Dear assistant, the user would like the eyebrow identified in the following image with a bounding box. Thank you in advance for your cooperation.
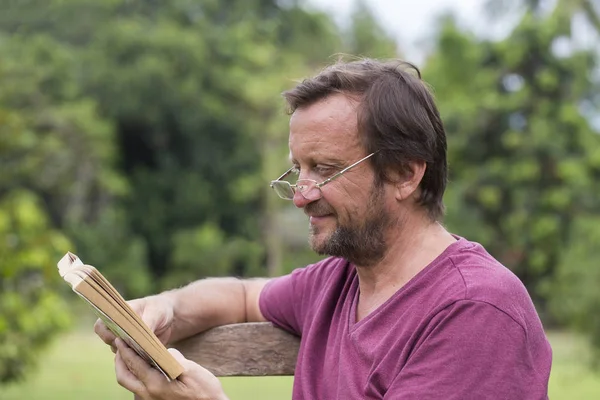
[289,155,346,166]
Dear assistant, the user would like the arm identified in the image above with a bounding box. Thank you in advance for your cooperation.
[96,277,272,400]
[95,277,270,348]
[161,277,270,343]
[385,300,551,400]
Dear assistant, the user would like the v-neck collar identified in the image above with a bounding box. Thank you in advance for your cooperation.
[347,236,465,333]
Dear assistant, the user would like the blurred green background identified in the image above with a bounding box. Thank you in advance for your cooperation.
[1,0,599,398]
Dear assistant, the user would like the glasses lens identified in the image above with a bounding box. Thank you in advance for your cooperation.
[296,180,321,201]
[270,181,295,200]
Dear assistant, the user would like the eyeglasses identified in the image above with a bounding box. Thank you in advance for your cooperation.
[270,152,377,201]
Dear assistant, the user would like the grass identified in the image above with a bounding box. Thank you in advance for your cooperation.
[547,331,600,399]
[0,329,598,399]
[0,330,293,400]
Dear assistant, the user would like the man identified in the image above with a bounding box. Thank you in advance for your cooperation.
[96,59,552,399]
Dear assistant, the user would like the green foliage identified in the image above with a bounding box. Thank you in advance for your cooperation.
[0,0,349,289]
[549,216,600,363]
[66,209,151,298]
[164,223,265,289]
[345,0,398,58]
[425,2,600,357]
[0,31,123,382]
[2,0,599,380]
[0,191,72,383]
[0,0,400,383]
[79,11,269,280]
[424,11,600,308]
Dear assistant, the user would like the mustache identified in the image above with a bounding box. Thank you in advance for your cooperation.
[304,200,335,217]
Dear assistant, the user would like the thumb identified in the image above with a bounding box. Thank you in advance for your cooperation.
[167,349,225,398]
[127,300,158,329]
[167,348,197,370]
[167,348,186,363]
[168,348,215,375]
[141,312,164,332]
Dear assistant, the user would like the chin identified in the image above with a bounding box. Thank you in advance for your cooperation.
[308,230,332,254]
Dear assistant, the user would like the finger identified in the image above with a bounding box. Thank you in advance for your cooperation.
[127,298,173,345]
[126,299,157,329]
[167,348,199,372]
[127,299,148,321]
[115,350,147,396]
[167,349,226,398]
[167,349,209,380]
[94,318,117,345]
[115,338,163,383]
[167,348,187,365]
[127,299,144,311]
[138,307,166,334]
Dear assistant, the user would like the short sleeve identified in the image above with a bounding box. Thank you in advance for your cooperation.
[259,272,303,336]
[259,257,353,337]
[384,300,551,400]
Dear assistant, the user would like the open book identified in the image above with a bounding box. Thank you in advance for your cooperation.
[57,252,184,380]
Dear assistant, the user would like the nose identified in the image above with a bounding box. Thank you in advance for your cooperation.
[292,188,313,208]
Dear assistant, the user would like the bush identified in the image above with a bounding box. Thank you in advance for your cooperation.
[0,191,72,383]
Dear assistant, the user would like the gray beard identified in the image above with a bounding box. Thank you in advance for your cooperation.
[309,186,390,266]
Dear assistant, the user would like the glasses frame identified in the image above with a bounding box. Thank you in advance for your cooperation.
[269,152,377,200]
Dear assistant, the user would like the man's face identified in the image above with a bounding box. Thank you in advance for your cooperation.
[288,94,395,266]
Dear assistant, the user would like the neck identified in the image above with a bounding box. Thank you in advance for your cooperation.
[354,210,456,321]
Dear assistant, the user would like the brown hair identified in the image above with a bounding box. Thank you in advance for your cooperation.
[283,58,448,221]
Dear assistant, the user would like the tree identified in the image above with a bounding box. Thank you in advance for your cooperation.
[346,0,398,58]
[0,45,80,380]
[0,31,143,382]
[0,0,403,382]
[0,190,71,383]
[485,0,600,34]
[424,9,600,314]
[0,0,349,286]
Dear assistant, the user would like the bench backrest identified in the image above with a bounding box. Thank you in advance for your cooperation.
[172,322,300,376]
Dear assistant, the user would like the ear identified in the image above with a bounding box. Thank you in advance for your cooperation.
[395,161,426,202]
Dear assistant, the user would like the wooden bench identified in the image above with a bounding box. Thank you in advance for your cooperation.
[172,322,300,376]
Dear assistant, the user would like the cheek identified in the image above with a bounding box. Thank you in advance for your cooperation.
[326,194,366,222]
[322,177,377,217]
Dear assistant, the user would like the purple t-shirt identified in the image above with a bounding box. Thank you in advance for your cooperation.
[259,237,552,399]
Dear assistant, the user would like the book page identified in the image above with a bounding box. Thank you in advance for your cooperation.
[57,252,184,380]
[75,291,169,378]
[68,268,165,356]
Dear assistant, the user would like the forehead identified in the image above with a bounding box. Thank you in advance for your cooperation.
[289,93,362,159]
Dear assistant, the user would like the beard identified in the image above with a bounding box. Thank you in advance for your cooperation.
[306,184,391,266]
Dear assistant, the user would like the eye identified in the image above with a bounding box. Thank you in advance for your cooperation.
[314,165,335,176]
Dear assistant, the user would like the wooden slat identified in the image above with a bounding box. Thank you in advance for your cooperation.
[172,322,300,377]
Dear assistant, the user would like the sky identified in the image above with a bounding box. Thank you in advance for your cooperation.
[305,0,489,63]
[305,0,599,64]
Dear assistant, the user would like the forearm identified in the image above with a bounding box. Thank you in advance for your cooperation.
[159,277,269,343]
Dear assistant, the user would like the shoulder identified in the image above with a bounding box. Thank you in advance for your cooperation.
[397,298,552,397]
[263,256,353,303]
[446,237,541,329]
[259,257,354,335]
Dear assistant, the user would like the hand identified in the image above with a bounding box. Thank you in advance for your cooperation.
[95,296,175,352]
[114,338,228,400]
